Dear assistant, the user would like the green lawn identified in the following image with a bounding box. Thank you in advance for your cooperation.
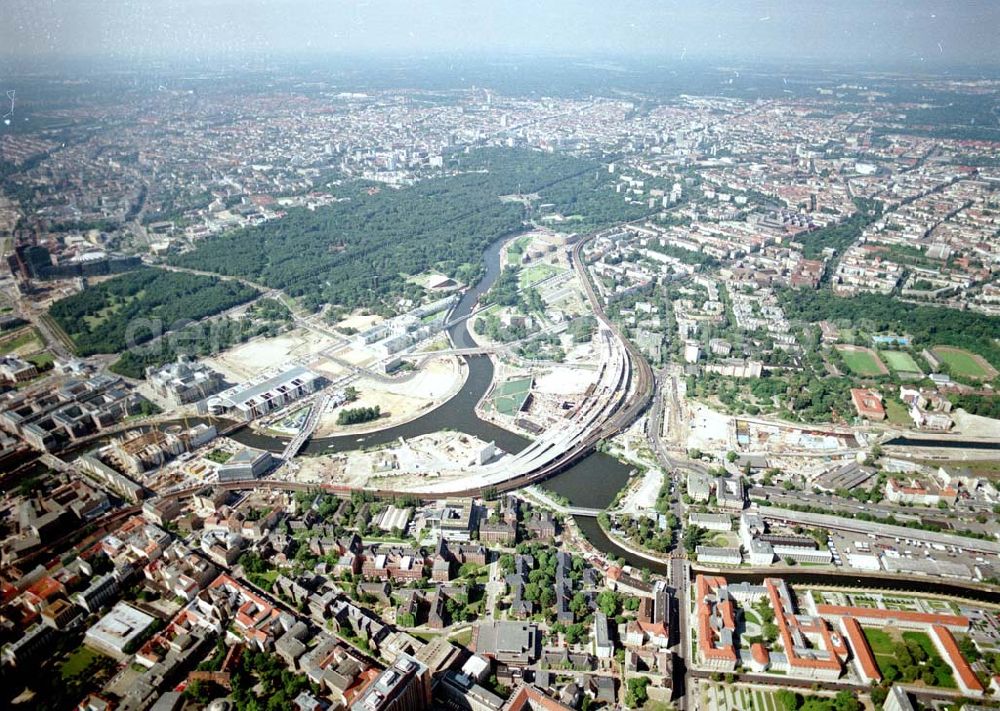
[932,346,994,379]
[248,569,279,590]
[506,235,534,260]
[884,398,912,426]
[488,377,533,416]
[837,346,887,376]
[518,263,561,288]
[61,647,110,680]
[881,350,922,374]
[28,353,55,369]
[205,449,232,464]
[864,628,895,655]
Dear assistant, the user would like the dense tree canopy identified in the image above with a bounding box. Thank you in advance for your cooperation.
[49,267,259,355]
[781,288,1000,370]
[170,148,648,311]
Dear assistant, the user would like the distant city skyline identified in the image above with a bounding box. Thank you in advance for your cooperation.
[3,0,1000,69]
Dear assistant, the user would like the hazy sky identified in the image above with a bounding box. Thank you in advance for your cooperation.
[3,0,999,67]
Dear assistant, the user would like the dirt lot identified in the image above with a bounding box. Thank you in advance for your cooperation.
[203,328,339,381]
[314,355,466,436]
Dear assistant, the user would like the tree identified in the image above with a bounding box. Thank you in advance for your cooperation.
[625,677,650,708]
[498,553,514,574]
[882,662,900,682]
[596,590,620,618]
[774,689,799,711]
[832,690,861,711]
[564,623,585,645]
[682,526,707,554]
[337,405,381,425]
[905,639,927,663]
[185,679,220,704]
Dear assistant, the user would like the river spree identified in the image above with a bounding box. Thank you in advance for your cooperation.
[229,232,636,502]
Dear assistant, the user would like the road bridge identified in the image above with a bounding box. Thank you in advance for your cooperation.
[280,390,332,461]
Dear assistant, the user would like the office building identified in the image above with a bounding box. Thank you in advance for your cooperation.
[351,653,431,711]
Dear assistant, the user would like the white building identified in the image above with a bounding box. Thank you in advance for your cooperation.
[739,512,767,550]
[746,539,775,566]
[688,513,731,532]
[696,546,742,566]
[84,602,156,660]
[883,686,916,711]
[683,340,701,364]
[687,470,713,502]
[593,612,613,660]
[846,553,881,571]
[773,545,832,565]
[147,356,226,406]
[209,366,321,421]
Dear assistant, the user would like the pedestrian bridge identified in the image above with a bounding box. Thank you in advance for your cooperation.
[565,507,603,517]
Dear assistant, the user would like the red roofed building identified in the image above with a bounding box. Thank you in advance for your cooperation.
[815,604,969,633]
[885,478,958,507]
[766,578,843,681]
[22,575,65,613]
[695,575,738,671]
[840,616,882,684]
[930,625,984,698]
[851,388,886,421]
[504,683,575,710]
[749,643,771,672]
[202,574,282,649]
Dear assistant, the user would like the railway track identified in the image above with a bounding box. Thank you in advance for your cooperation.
[150,227,653,503]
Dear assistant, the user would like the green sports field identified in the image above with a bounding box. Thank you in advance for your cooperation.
[880,350,922,375]
[488,377,533,416]
[836,345,888,376]
[932,346,997,380]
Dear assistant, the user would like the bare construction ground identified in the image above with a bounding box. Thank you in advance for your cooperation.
[333,310,384,333]
[313,355,466,436]
[952,409,1000,438]
[293,430,495,489]
[203,327,342,381]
